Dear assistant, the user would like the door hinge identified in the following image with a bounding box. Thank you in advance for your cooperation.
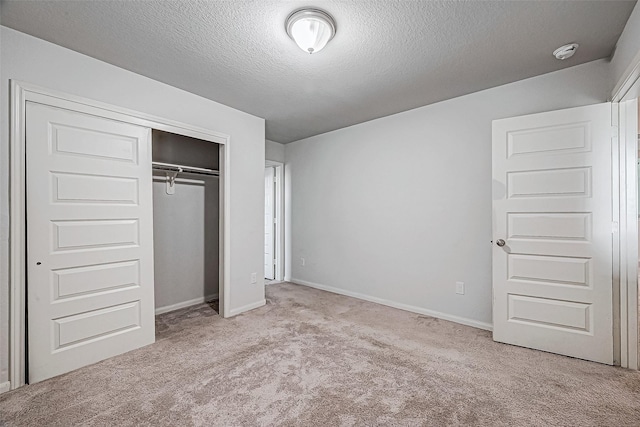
[612,221,619,234]
[612,125,619,139]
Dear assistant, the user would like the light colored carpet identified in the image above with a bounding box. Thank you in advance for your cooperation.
[1,282,639,426]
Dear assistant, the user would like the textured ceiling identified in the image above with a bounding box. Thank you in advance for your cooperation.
[1,1,636,143]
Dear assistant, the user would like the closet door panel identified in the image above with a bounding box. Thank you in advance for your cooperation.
[27,101,155,384]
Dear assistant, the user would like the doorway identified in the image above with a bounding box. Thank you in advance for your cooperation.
[265,166,275,281]
[491,97,640,368]
[265,161,284,283]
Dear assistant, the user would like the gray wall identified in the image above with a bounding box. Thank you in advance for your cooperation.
[152,131,219,311]
[266,139,285,163]
[611,3,640,94]
[285,59,611,328]
[0,26,266,387]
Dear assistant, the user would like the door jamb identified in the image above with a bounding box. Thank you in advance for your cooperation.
[9,80,232,390]
[615,98,639,370]
[265,160,284,282]
[612,50,640,370]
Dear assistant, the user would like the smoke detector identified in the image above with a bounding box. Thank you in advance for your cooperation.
[553,43,579,60]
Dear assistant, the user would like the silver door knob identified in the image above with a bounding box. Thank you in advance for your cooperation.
[496,239,506,247]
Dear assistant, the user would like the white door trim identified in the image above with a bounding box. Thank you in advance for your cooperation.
[265,160,284,282]
[611,45,640,370]
[611,48,640,103]
[9,80,232,390]
[617,99,639,369]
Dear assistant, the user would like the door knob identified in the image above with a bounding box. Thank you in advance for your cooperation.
[496,239,506,247]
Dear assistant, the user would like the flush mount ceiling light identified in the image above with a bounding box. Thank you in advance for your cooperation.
[285,8,336,54]
[553,43,579,60]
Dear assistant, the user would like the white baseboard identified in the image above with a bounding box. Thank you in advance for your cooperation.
[228,299,266,317]
[291,278,493,331]
[0,381,10,394]
[155,293,219,315]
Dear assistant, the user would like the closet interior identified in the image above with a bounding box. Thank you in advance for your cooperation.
[152,130,220,315]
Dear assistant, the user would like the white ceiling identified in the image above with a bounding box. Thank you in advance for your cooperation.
[1,1,636,143]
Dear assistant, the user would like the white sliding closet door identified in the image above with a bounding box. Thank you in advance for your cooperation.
[26,102,155,383]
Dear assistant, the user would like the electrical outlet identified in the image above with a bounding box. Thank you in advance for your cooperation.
[251,273,257,284]
[301,257,306,266]
[455,281,465,295]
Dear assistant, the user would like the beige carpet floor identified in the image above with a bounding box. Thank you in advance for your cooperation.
[1,282,639,426]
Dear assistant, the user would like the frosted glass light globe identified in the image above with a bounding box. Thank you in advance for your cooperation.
[286,9,336,54]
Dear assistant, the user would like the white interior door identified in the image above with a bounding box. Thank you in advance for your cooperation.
[264,167,275,280]
[27,102,155,383]
[492,102,613,364]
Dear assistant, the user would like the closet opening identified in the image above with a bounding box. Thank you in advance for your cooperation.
[11,82,232,388]
[151,130,222,318]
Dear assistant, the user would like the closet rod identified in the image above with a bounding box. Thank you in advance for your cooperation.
[152,161,219,176]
